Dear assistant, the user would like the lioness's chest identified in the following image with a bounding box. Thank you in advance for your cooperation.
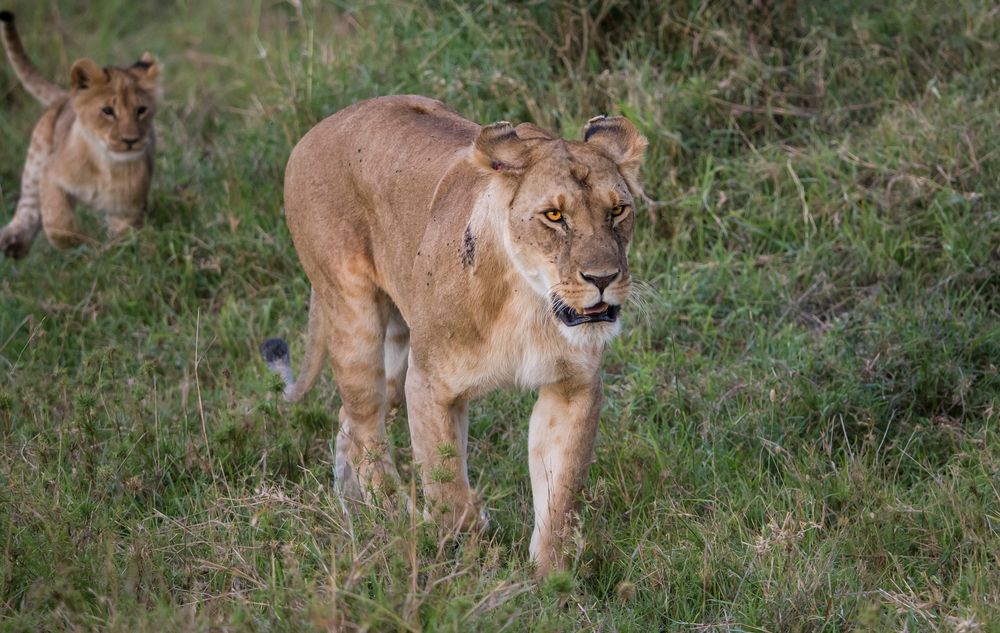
[448,311,598,395]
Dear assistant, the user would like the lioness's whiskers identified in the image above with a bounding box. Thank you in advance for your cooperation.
[625,278,661,330]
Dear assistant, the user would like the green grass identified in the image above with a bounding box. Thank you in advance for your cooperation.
[1,0,999,630]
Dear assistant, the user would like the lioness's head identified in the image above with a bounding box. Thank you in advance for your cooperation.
[69,53,159,160]
[473,116,647,346]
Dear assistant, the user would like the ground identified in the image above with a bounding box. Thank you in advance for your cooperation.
[1,1,998,631]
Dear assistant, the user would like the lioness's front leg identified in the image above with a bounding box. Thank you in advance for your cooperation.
[528,377,602,576]
[405,363,481,531]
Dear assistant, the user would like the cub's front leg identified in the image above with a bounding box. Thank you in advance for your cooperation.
[528,377,602,576]
[39,179,84,249]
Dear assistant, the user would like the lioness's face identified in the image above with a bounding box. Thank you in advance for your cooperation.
[504,142,635,344]
[474,116,647,346]
[70,56,159,160]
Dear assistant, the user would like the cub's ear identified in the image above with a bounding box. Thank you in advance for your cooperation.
[132,52,159,80]
[583,115,648,194]
[472,122,529,175]
[70,58,105,91]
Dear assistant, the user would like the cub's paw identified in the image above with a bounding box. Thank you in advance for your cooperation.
[0,226,33,260]
[107,214,144,240]
[43,228,86,250]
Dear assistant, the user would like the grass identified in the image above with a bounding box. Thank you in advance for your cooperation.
[1,0,998,630]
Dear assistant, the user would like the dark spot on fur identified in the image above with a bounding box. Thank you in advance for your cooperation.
[410,104,429,114]
[132,60,152,70]
[461,226,476,268]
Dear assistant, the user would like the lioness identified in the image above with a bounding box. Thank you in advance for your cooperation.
[262,95,646,574]
[0,10,158,259]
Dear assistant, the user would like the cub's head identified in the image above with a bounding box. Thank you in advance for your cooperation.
[473,116,647,346]
[69,53,159,160]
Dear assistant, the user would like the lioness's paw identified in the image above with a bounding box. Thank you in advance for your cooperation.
[426,496,488,534]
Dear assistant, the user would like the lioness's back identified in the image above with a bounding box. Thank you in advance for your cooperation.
[285,95,477,209]
[283,95,481,295]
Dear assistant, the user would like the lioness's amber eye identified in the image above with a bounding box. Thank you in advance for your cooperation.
[101,106,115,117]
[544,209,563,222]
[611,204,628,217]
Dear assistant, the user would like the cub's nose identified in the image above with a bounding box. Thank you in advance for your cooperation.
[123,137,140,148]
[580,269,620,292]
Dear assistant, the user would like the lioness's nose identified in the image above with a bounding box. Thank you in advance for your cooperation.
[581,269,620,291]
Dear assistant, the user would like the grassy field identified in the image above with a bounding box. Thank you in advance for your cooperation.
[1,0,998,630]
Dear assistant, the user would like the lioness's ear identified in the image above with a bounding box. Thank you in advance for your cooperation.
[583,115,648,195]
[472,122,529,175]
[132,52,159,80]
[514,122,554,141]
[70,58,105,91]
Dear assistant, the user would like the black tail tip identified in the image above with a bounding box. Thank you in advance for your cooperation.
[0,11,14,23]
[260,338,290,364]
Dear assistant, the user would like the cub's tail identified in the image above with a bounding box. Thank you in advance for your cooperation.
[0,11,68,107]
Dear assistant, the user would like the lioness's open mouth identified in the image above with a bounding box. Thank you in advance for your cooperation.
[554,301,621,326]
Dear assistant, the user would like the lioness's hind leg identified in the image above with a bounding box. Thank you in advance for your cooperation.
[384,306,409,411]
[321,283,401,504]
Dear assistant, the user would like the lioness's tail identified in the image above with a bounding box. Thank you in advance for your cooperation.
[260,290,329,402]
[0,11,68,107]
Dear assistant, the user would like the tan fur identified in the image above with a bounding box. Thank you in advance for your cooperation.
[0,11,159,259]
[278,95,646,575]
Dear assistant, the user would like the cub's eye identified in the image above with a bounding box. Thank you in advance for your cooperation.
[101,106,115,117]
[136,106,148,116]
[610,204,629,218]
[544,209,563,223]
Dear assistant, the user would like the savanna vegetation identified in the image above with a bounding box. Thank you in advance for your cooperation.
[1,1,998,630]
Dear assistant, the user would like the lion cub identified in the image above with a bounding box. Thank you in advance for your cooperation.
[0,10,159,259]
